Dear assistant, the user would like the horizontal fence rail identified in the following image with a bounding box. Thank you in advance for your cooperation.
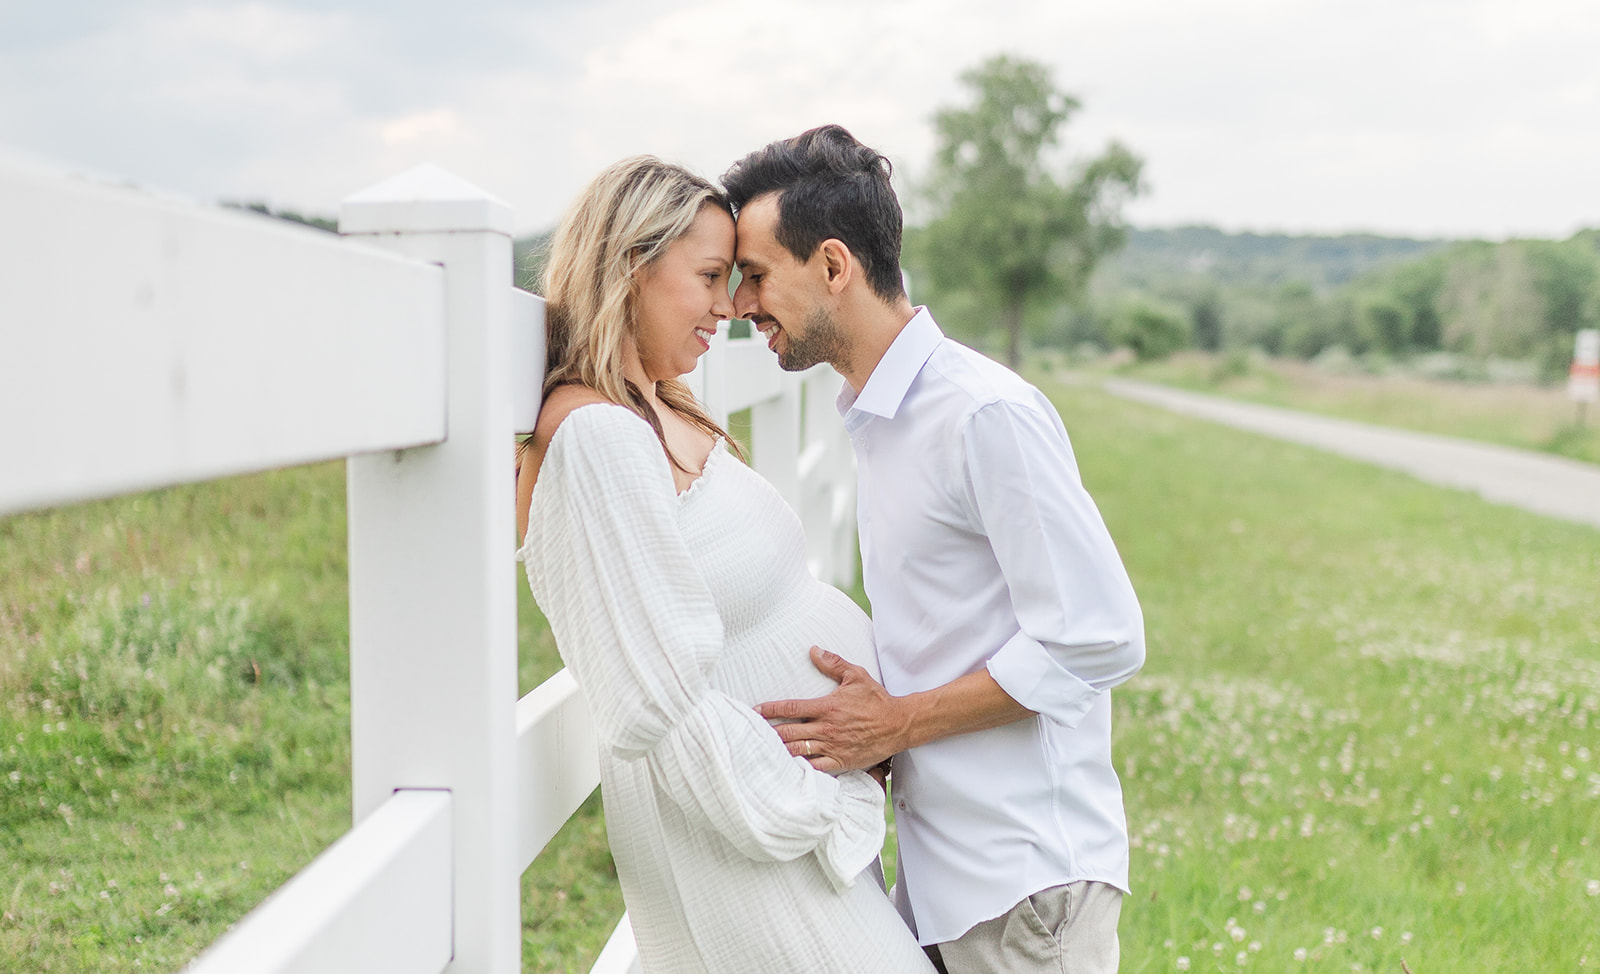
[0,160,448,517]
[514,670,601,872]
[185,790,453,974]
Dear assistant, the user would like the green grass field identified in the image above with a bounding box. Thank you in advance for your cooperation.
[4,380,1597,971]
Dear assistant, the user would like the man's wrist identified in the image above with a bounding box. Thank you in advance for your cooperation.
[894,670,1033,754]
[893,688,934,754]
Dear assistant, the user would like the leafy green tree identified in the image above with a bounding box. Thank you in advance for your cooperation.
[1114,298,1191,361]
[916,55,1143,366]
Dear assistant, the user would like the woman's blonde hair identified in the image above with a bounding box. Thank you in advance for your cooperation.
[539,155,741,470]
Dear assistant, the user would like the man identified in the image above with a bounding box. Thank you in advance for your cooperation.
[722,125,1146,974]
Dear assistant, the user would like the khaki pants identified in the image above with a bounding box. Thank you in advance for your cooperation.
[924,881,1122,974]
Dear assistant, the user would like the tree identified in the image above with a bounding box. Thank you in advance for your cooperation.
[917,55,1143,366]
[1115,298,1190,361]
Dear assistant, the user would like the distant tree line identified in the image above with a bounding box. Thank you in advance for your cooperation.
[1072,229,1600,382]
[222,200,337,233]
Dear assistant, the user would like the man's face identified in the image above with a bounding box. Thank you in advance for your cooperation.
[733,194,850,372]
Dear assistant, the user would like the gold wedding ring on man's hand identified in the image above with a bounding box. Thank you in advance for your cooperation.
[802,740,813,757]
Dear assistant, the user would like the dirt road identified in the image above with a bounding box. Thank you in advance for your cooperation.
[1104,379,1600,530]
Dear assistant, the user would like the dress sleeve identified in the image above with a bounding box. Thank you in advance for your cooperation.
[523,404,883,889]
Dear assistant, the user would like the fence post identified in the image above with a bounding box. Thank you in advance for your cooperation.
[339,165,519,974]
[751,370,802,514]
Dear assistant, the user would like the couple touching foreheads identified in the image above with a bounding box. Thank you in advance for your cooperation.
[514,125,1146,974]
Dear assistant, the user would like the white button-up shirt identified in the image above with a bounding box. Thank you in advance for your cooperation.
[839,308,1145,946]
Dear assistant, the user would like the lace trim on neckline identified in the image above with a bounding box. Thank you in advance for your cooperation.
[675,436,726,503]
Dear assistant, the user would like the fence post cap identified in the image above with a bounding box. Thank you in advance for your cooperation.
[339,164,513,237]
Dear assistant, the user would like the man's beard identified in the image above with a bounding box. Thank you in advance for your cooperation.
[777,306,851,373]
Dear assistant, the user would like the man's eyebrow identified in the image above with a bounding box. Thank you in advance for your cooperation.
[736,257,762,272]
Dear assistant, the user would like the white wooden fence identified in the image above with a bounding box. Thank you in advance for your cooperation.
[0,158,857,973]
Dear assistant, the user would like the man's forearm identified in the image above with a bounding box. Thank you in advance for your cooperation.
[893,668,1035,752]
[759,648,1040,772]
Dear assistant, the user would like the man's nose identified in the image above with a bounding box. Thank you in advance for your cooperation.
[732,278,759,321]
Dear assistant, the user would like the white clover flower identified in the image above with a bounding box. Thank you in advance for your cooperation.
[1586,879,1600,897]
[1294,947,1308,961]
[1370,926,1383,939]
[1176,957,1191,971]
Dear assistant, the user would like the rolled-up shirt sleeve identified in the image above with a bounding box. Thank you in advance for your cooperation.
[960,398,1145,727]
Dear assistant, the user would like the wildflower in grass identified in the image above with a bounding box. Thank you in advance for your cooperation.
[1236,950,1248,965]
[1586,879,1599,896]
[1294,948,1308,961]
[1176,957,1190,971]
[1371,926,1383,939]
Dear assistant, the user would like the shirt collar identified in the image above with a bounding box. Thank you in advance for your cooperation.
[837,307,943,422]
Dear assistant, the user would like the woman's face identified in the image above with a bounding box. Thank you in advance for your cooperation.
[629,204,736,384]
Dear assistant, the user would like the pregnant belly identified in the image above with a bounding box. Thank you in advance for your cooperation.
[708,582,877,708]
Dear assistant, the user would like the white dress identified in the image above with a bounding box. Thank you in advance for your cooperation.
[517,403,933,974]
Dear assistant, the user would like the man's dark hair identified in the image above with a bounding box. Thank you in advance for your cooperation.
[721,124,905,302]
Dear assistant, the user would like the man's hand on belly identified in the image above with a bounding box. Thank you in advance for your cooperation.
[756,646,1038,773]
[755,647,910,773]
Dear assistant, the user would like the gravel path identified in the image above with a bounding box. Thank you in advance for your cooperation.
[1103,378,1600,530]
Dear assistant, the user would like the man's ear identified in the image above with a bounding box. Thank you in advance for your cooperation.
[818,239,853,295]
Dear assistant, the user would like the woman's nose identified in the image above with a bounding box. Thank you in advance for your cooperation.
[712,282,735,320]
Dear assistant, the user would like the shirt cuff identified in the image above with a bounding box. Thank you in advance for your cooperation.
[986,630,1101,728]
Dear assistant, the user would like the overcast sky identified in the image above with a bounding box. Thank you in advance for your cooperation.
[3,0,1597,239]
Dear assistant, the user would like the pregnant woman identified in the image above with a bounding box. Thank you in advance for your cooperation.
[514,156,932,973]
